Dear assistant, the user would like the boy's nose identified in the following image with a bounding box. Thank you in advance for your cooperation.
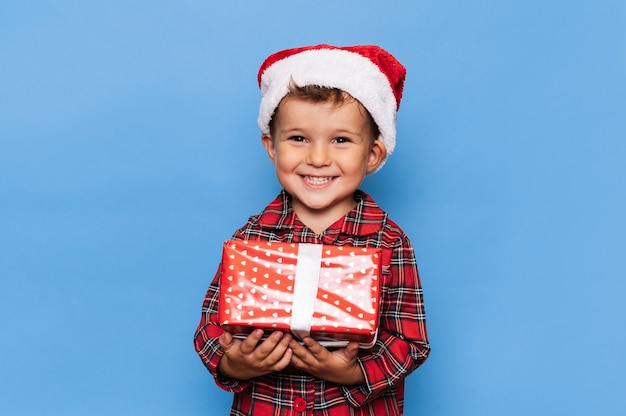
[307,143,331,166]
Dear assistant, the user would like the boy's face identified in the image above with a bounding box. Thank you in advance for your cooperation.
[262,95,386,227]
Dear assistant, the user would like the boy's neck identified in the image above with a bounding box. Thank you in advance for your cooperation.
[291,198,358,235]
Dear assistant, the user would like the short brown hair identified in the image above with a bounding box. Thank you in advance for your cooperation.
[268,83,380,141]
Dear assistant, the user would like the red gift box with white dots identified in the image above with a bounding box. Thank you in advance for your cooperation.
[218,239,382,348]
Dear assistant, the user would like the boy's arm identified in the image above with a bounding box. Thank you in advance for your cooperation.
[193,267,251,393]
[341,238,430,406]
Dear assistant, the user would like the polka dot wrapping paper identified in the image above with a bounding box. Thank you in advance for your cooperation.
[218,239,382,348]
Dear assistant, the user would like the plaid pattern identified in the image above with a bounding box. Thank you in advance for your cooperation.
[195,190,430,415]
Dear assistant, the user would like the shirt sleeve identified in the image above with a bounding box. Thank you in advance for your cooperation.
[341,236,430,406]
[193,265,251,393]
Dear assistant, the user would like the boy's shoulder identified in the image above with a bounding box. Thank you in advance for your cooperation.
[354,191,410,243]
[230,191,291,240]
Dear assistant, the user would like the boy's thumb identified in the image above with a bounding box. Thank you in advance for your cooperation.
[219,331,233,349]
[345,341,359,359]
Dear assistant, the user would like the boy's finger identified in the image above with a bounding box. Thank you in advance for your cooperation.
[239,329,265,354]
[218,331,234,350]
[302,337,327,358]
[272,347,293,371]
[288,339,311,359]
[343,341,360,361]
[256,331,288,357]
[289,350,306,369]
[264,333,293,365]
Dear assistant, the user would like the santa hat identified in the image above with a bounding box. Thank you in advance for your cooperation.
[257,44,406,168]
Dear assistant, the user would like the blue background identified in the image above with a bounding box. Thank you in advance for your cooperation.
[1,1,625,415]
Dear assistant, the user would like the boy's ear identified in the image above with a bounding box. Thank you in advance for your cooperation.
[261,134,276,164]
[366,140,387,174]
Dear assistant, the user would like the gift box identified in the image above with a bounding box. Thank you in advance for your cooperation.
[218,239,381,348]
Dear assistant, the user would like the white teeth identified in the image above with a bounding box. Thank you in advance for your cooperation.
[303,176,333,185]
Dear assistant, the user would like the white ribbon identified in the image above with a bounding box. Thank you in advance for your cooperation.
[290,243,323,340]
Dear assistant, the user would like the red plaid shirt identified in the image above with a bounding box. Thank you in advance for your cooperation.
[195,190,430,415]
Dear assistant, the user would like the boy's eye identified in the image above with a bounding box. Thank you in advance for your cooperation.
[288,136,306,142]
[334,137,351,144]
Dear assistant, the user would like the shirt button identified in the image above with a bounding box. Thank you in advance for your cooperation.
[293,397,307,412]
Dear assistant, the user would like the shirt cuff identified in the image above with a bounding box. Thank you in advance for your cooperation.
[340,358,374,406]
[215,372,250,393]
[208,346,251,393]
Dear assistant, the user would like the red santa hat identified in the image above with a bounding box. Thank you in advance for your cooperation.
[257,44,406,168]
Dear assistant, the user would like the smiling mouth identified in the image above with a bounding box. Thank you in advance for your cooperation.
[302,176,335,185]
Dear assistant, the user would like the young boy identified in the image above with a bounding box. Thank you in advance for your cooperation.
[194,44,430,415]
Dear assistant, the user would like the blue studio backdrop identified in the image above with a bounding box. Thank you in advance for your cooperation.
[1,1,625,415]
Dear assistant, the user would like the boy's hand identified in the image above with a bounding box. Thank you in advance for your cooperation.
[289,337,365,385]
[217,329,293,380]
